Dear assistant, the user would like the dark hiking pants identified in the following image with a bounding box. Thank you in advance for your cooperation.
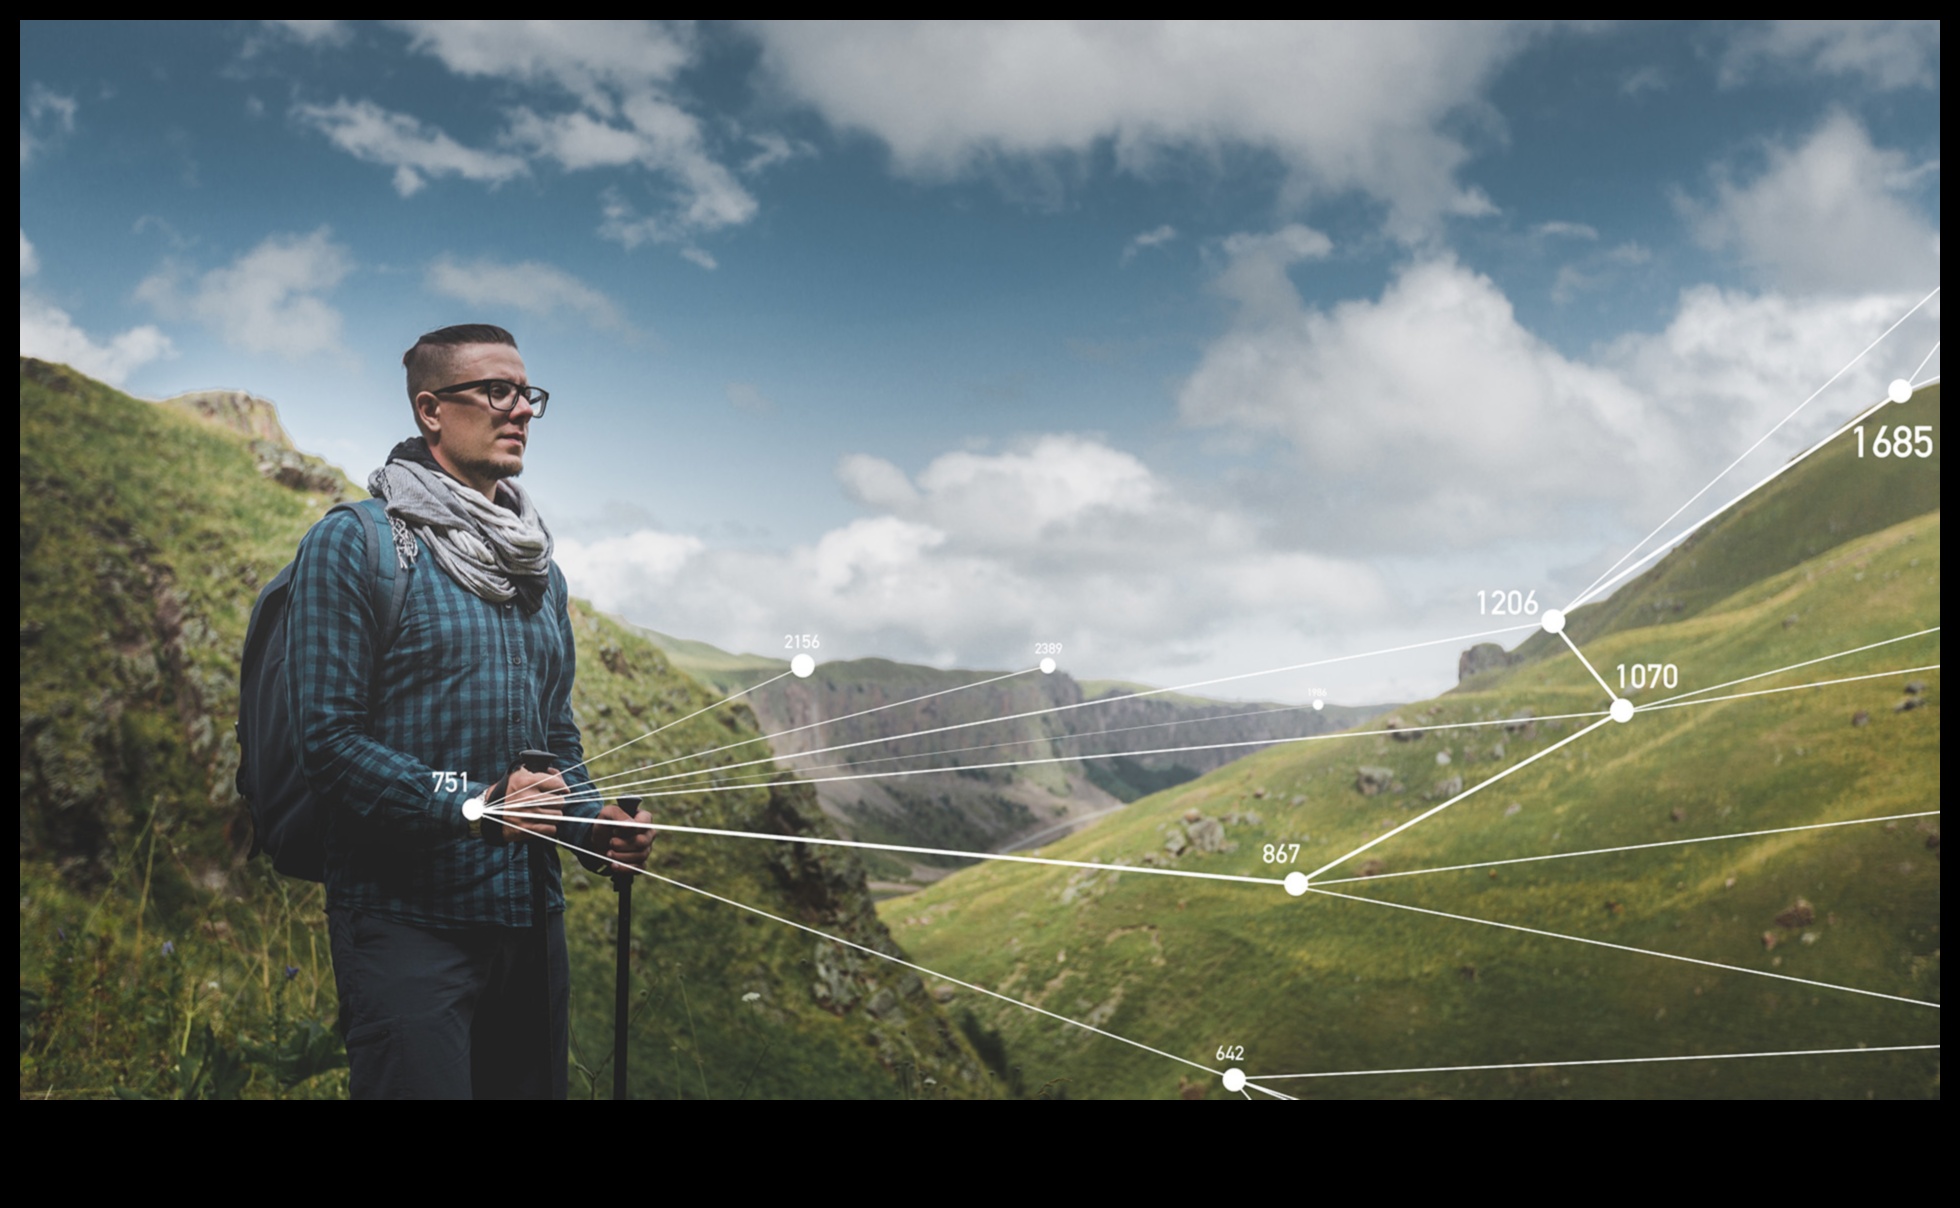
[328,906,569,1099]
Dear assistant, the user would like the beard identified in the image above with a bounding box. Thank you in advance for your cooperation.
[455,449,525,482]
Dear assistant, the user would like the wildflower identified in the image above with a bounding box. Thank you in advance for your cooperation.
[57,927,67,942]
[741,991,761,1003]
[161,940,175,956]
[284,965,300,981]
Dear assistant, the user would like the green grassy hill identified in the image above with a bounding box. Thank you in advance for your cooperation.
[885,386,1941,1099]
[18,358,982,1099]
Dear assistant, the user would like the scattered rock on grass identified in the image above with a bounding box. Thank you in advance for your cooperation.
[1355,766,1397,796]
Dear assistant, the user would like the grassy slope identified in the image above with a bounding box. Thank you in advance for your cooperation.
[887,388,1941,1099]
[1500,385,1942,669]
[18,359,981,1098]
[637,627,788,696]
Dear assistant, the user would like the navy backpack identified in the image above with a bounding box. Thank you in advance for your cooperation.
[235,499,411,880]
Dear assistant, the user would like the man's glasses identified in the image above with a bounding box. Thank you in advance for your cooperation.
[430,378,549,416]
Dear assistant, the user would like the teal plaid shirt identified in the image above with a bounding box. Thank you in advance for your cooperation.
[287,505,600,927]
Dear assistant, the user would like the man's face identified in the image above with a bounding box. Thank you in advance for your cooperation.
[417,342,534,491]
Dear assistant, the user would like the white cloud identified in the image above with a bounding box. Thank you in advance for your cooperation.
[1211,224,1334,321]
[743,131,814,174]
[555,265,1927,697]
[20,226,174,383]
[1178,233,1923,561]
[1680,110,1940,294]
[1533,220,1598,240]
[1550,241,1650,304]
[560,432,1393,687]
[268,20,352,47]
[1620,65,1667,96]
[554,529,704,617]
[20,85,78,167]
[426,256,626,331]
[837,453,918,510]
[753,21,1542,238]
[509,98,755,231]
[137,228,352,360]
[293,98,528,196]
[20,294,174,385]
[1723,21,1941,91]
[1121,224,1177,264]
[1182,253,1659,548]
[392,21,757,251]
[725,382,775,414]
[398,20,692,109]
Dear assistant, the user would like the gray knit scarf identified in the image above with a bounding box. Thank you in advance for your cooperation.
[367,439,553,613]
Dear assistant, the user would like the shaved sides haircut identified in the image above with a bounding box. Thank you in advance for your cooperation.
[402,324,519,402]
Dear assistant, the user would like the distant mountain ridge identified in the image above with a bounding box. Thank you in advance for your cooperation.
[638,629,1393,885]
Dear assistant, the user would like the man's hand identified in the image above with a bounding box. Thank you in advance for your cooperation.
[495,767,567,842]
[594,801,655,870]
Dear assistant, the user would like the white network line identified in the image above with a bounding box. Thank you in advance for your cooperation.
[1560,629,1620,702]
[507,649,1940,1093]
[484,807,1288,889]
[779,621,1922,784]
[1646,627,1940,708]
[1301,658,1928,886]
[1307,887,1940,1009]
[551,706,1611,809]
[1568,286,1940,611]
[1906,343,1941,385]
[1563,377,1920,614]
[503,664,1938,886]
[1304,717,1616,883]
[582,665,1040,790]
[521,828,1229,1084]
[1246,1044,1939,1083]
[1311,811,1941,887]
[562,670,792,783]
[577,622,1542,798]
[1640,664,1940,713]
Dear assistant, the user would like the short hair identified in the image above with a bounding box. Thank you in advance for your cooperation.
[402,324,518,402]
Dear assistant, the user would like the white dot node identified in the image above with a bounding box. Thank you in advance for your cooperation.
[791,653,816,678]
[1039,657,1056,675]
[1610,697,1635,723]
[1222,1068,1247,1093]
[1888,378,1912,404]
[462,797,486,822]
[1312,698,1325,711]
[1284,871,1309,896]
[1541,608,1565,635]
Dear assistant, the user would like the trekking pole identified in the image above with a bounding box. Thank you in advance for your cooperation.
[514,750,560,1094]
[611,795,642,1101]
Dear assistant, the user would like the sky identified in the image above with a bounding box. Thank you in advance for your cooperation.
[20,21,1942,703]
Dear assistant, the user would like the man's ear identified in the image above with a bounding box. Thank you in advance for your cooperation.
[413,391,442,442]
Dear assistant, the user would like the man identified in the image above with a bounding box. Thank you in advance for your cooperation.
[288,323,653,1098]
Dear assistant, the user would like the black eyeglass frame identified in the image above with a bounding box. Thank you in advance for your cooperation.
[428,378,550,415]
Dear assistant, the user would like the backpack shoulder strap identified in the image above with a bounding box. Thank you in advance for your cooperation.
[327,498,412,653]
